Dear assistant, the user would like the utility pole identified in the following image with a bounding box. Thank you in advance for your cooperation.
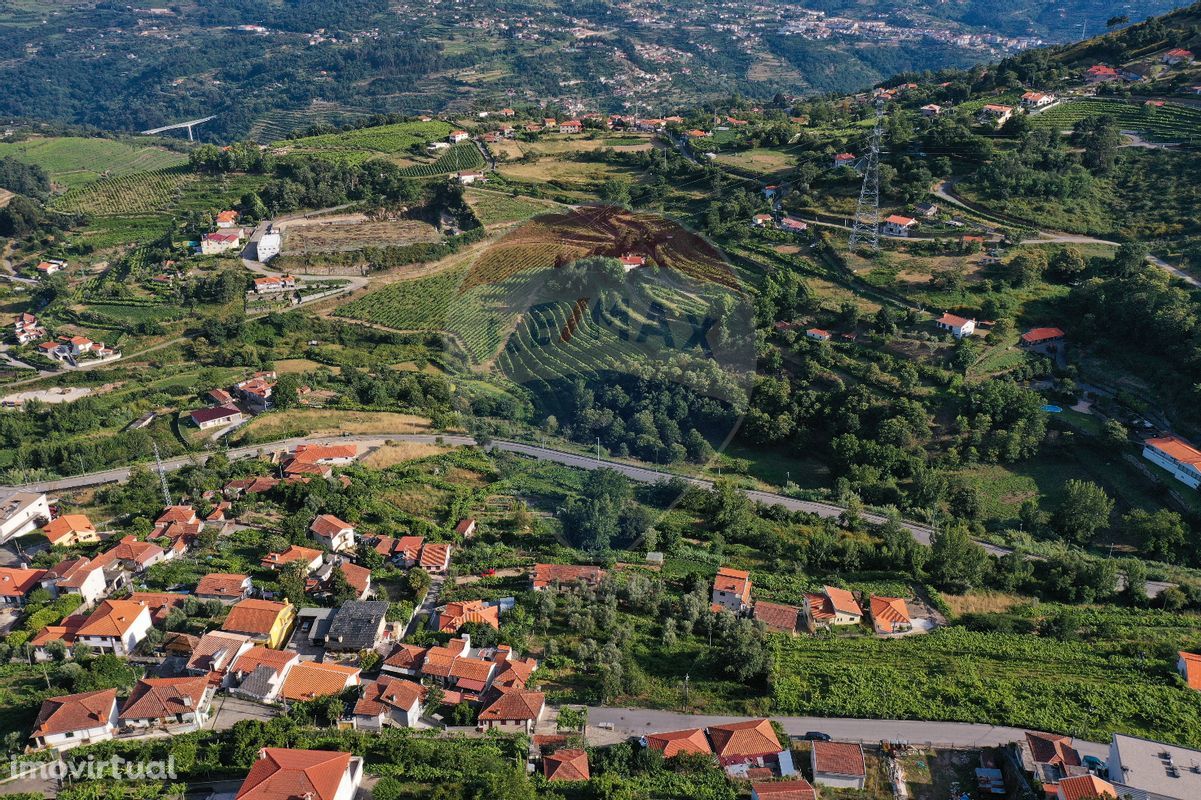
[596,437,601,463]
[850,99,885,251]
[153,441,171,507]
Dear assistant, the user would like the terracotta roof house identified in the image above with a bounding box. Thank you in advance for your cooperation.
[1022,731,1083,784]
[335,562,372,600]
[1021,327,1066,347]
[453,518,477,538]
[1142,435,1201,490]
[352,677,426,729]
[40,557,106,607]
[492,655,537,690]
[382,643,430,677]
[642,728,713,758]
[92,535,167,572]
[751,780,817,800]
[0,567,48,606]
[309,514,356,553]
[373,535,425,567]
[1178,651,1201,691]
[436,599,500,633]
[128,591,189,625]
[707,719,793,777]
[935,312,976,339]
[280,661,361,702]
[186,631,255,677]
[229,647,300,703]
[711,567,752,612]
[531,564,605,591]
[234,748,363,800]
[42,515,99,547]
[76,599,153,655]
[869,596,912,635]
[288,443,357,467]
[119,676,213,729]
[418,542,452,573]
[197,573,252,603]
[543,749,590,782]
[31,614,88,660]
[477,687,545,733]
[804,586,862,628]
[811,741,866,789]
[1055,775,1117,800]
[222,599,296,649]
[261,545,324,572]
[191,405,243,430]
[753,601,801,634]
[30,688,118,751]
[805,328,831,342]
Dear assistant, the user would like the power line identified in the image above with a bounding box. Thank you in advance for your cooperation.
[849,98,885,251]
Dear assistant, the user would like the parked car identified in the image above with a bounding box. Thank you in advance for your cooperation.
[480,568,496,577]
[800,731,831,741]
[1082,755,1107,776]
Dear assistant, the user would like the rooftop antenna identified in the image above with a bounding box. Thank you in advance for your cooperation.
[850,98,885,251]
[153,441,171,507]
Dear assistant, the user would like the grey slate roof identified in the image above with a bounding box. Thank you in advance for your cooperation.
[324,601,389,651]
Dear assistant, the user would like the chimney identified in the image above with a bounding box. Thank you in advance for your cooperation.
[181,694,193,708]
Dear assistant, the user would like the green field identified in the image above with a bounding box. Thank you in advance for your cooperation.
[464,189,562,225]
[1030,98,1201,145]
[0,136,186,190]
[397,143,484,177]
[52,166,197,216]
[282,120,455,156]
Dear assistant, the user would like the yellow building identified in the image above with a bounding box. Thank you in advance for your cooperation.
[221,599,296,649]
[42,515,100,548]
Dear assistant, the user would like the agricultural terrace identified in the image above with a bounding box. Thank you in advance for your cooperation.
[281,218,441,254]
[278,120,455,161]
[1030,98,1201,145]
[464,189,565,226]
[396,143,484,177]
[51,166,197,216]
[0,135,186,190]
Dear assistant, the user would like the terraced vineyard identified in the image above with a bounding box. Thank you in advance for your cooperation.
[282,120,455,157]
[247,103,368,144]
[0,136,187,190]
[465,190,564,225]
[1030,98,1201,144]
[52,166,196,216]
[397,143,484,177]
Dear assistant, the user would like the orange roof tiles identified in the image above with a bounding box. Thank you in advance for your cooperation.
[869,596,910,633]
[156,506,198,525]
[383,643,429,672]
[42,515,96,544]
[197,573,250,598]
[1026,731,1082,767]
[419,542,451,570]
[223,599,291,636]
[1055,775,1116,800]
[310,514,352,539]
[232,646,297,678]
[291,444,357,464]
[281,661,360,701]
[1146,436,1201,466]
[235,748,354,800]
[119,676,209,721]
[32,688,117,737]
[751,780,817,800]
[1021,327,1065,344]
[753,601,801,633]
[437,600,499,633]
[644,728,713,758]
[478,687,545,722]
[187,631,252,673]
[707,719,781,760]
[261,545,322,569]
[937,312,972,328]
[354,676,424,717]
[823,585,862,617]
[812,741,866,777]
[543,749,589,781]
[0,567,47,598]
[714,567,752,604]
[78,600,149,638]
[338,562,371,596]
[1179,652,1201,691]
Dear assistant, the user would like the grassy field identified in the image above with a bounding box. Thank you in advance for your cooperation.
[280,120,454,158]
[230,409,434,444]
[714,147,796,177]
[0,136,186,190]
[282,219,441,254]
[464,189,563,225]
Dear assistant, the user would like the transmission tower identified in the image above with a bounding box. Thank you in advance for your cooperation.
[849,99,886,251]
[153,441,171,507]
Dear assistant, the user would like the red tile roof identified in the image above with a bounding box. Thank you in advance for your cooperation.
[223,599,291,636]
[1026,731,1082,767]
[235,748,354,800]
[644,728,713,758]
[78,600,150,638]
[231,646,297,678]
[290,444,357,464]
[478,687,545,722]
[119,676,209,721]
[1146,436,1201,466]
[338,562,371,596]
[869,596,910,633]
[823,585,862,617]
[714,567,752,604]
[937,312,972,328]
[751,780,817,800]
[753,601,801,633]
[187,631,252,673]
[1179,652,1201,691]
[707,719,781,760]
[156,505,198,525]
[437,600,499,633]
[885,214,916,226]
[261,545,323,569]
[354,676,424,717]
[419,542,451,570]
[543,749,590,781]
[383,643,429,672]
[281,661,360,702]
[42,514,96,544]
[32,688,117,737]
[310,514,352,539]
[0,567,47,598]
[1021,327,1065,344]
[806,592,835,622]
[1056,775,1116,800]
[811,741,866,777]
[197,573,250,598]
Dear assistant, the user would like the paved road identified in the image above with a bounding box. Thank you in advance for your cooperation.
[585,707,1109,759]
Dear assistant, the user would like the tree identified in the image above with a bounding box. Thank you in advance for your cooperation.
[406,567,432,598]
[1053,480,1114,544]
[273,374,301,409]
[1049,247,1087,281]
[927,523,989,593]
[1124,508,1188,560]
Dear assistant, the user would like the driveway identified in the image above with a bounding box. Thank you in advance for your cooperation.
[405,574,445,638]
[206,694,280,730]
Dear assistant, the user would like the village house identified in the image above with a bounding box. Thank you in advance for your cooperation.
[454,517,478,538]
[978,104,1014,127]
[711,566,752,612]
[1163,48,1195,65]
[805,586,863,628]
[642,728,713,758]
[1178,651,1201,691]
[1086,64,1121,83]
[1106,733,1201,799]
[373,534,425,567]
[228,647,300,703]
[221,599,296,649]
[233,372,276,412]
[30,688,119,751]
[437,599,501,633]
[832,153,856,169]
[805,328,831,342]
[0,567,48,606]
[779,217,808,233]
[619,254,646,272]
[708,718,795,778]
[1021,91,1056,109]
[0,491,51,543]
[128,591,189,626]
[42,514,98,547]
[558,120,582,134]
[1055,776,1117,800]
[196,573,253,603]
[914,202,939,217]
[455,171,485,185]
[13,312,46,345]
[41,557,108,607]
[419,542,452,573]
[352,676,425,729]
[811,741,866,789]
[531,563,605,591]
[284,443,357,475]
[935,312,976,339]
[448,130,470,143]
[92,534,168,573]
[75,599,153,655]
[35,259,66,276]
[324,600,388,651]
[191,404,244,430]
[751,780,817,800]
[1021,731,1085,785]
[882,214,918,237]
[752,213,773,227]
[234,748,363,800]
[31,615,88,661]
[920,104,942,118]
[200,229,244,255]
[309,514,356,553]
[1020,326,1066,352]
[261,544,324,572]
[869,596,912,634]
[280,661,361,702]
[753,601,802,634]
[253,274,297,294]
[544,749,590,782]
[256,231,282,261]
[215,210,239,228]
[477,687,545,733]
[1142,435,1201,489]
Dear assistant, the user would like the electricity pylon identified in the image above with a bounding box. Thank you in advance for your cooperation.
[849,99,886,251]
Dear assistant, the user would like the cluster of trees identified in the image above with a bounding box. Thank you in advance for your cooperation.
[188,142,273,174]
[255,157,423,214]
[0,155,50,200]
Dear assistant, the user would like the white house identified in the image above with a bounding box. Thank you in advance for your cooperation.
[30,689,118,751]
[256,232,282,262]
[119,677,213,730]
[448,130,470,143]
[310,514,356,553]
[920,104,942,117]
[42,557,108,607]
[882,215,918,237]
[1142,436,1201,490]
[190,405,244,430]
[935,312,976,338]
[352,677,424,729]
[977,104,1014,126]
[201,230,244,255]
[75,600,153,655]
[456,172,485,185]
[253,274,297,294]
[0,492,51,543]
[1163,48,1195,65]
[1021,91,1056,109]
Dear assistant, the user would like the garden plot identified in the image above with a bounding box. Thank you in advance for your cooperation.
[282,219,442,255]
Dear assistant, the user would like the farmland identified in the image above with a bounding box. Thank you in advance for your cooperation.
[280,120,455,160]
[51,166,197,216]
[0,135,186,190]
[1030,98,1201,145]
[396,143,484,177]
[464,189,564,225]
[282,219,442,254]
